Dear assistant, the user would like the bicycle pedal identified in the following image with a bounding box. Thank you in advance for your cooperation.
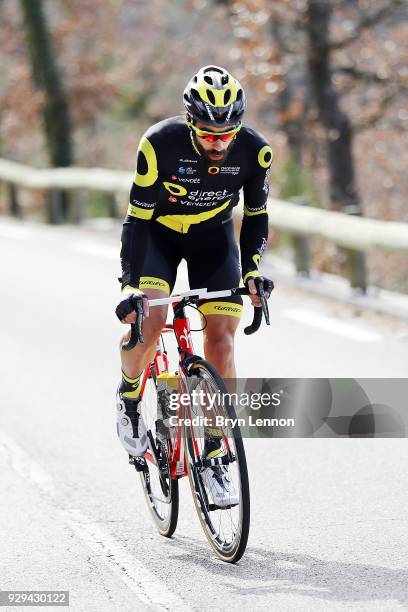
[208,502,238,511]
[132,456,148,472]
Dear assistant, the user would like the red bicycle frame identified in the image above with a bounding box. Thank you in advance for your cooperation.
[139,299,196,480]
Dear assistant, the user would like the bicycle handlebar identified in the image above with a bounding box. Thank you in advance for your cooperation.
[121,282,274,351]
[243,304,263,335]
[235,284,272,335]
[122,322,141,352]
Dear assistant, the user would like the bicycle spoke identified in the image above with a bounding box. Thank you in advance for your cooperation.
[137,374,179,537]
[184,360,250,562]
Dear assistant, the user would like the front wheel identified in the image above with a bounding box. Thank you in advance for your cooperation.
[138,373,179,537]
[184,359,250,563]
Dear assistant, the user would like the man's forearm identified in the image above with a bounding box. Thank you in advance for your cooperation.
[239,212,268,282]
[120,218,150,290]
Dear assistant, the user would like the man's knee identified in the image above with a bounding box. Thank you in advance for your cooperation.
[143,306,167,340]
[204,329,235,356]
[132,307,167,344]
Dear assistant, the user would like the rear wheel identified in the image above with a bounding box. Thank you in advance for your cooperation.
[184,359,250,562]
[138,372,179,537]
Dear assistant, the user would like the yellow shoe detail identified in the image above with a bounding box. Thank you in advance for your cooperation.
[205,428,223,437]
[207,447,224,458]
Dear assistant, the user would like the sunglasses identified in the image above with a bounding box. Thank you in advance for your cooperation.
[188,122,241,142]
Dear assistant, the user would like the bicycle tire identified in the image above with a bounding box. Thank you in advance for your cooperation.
[138,373,179,538]
[184,359,250,563]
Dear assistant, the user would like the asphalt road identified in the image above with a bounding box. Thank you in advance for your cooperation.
[0,218,407,612]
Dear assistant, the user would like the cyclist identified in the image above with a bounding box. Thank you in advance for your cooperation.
[115,65,273,507]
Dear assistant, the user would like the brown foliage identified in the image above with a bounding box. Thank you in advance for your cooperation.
[0,0,407,288]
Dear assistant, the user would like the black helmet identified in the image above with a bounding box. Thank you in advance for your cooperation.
[183,65,246,126]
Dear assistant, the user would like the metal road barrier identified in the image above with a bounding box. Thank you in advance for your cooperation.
[1,158,407,289]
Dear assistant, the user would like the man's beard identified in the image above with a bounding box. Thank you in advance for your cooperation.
[194,137,233,166]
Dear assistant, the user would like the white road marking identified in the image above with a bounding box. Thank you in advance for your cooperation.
[0,225,30,240]
[71,241,118,259]
[284,308,383,342]
[0,431,190,612]
[0,431,54,494]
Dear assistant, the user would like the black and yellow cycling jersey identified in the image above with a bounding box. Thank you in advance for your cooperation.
[120,115,273,300]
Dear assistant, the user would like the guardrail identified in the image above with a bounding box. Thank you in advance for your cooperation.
[1,158,407,290]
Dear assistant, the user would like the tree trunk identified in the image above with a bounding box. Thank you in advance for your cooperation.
[271,19,303,165]
[20,0,73,223]
[306,0,367,291]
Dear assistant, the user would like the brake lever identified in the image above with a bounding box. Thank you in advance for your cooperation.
[256,281,270,326]
[260,294,270,325]
[135,300,145,343]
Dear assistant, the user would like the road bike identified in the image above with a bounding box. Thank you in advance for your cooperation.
[122,285,271,563]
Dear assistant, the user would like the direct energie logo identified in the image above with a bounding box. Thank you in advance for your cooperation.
[208,166,220,175]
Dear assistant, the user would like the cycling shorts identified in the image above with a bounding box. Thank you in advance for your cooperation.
[139,218,243,318]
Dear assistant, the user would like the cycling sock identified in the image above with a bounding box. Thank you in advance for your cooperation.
[204,428,223,458]
[120,371,142,400]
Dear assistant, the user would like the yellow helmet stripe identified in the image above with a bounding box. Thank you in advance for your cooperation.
[195,79,238,108]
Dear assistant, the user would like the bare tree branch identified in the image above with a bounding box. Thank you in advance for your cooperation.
[330,0,405,50]
[335,65,408,91]
[354,90,401,132]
